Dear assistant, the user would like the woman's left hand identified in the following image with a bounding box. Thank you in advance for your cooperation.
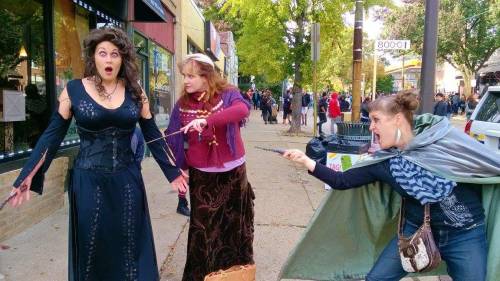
[181,119,207,134]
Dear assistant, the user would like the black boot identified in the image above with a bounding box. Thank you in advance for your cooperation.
[177,197,190,217]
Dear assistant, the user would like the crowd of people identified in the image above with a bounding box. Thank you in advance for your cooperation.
[246,87,482,137]
[433,91,480,120]
[245,88,359,135]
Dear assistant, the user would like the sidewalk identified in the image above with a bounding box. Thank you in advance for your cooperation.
[0,110,443,281]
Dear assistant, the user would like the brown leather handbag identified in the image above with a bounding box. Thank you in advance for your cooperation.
[398,200,441,273]
[204,264,256,281]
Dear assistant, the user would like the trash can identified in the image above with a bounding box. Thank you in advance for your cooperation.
[324,122,371,190]
[305,137,327,165]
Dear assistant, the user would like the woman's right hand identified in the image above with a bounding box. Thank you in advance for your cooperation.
[283,149,317,172]
[10,177,33,207]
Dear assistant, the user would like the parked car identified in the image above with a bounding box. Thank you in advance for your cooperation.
[465,86,500,156]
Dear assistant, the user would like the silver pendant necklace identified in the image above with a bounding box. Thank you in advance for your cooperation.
[98,80,118,101]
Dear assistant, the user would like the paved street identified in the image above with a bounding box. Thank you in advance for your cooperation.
[0,110,455,281]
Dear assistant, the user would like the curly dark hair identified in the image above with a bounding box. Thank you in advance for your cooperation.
[83,27,143,105]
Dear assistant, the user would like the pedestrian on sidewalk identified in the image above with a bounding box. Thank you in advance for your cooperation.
[260,90,273,124]
[459,94,466,115]
[451,92,460,115]
[446,94,453,119]
[361,96,371,123]
[317,92,328,136]
[433,93,448,117]
[301,91,311,125]
[465,93,479,120]
[252,89,260,110]
[282,90,500,281]
[283,90,292,125]
[165,53,255,281]
[8,27,188,281]
[328,91,341,134]
[339,95,350,113]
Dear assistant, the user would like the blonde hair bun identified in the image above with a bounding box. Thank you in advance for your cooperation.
[396,90,419,112]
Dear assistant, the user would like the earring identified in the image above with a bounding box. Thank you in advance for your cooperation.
[395,128,402,144]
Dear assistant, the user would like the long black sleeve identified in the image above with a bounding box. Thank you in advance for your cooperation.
[139,117,182,183]
[309,162,381,190]
[13,111,72,194]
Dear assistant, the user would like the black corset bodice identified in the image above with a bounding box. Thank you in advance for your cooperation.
[69,79,141,172]
[75,126,135,172]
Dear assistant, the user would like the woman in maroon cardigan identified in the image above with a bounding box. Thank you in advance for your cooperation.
[165,53,254,281]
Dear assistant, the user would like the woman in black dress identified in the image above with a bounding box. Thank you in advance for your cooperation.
[9,28,188,281]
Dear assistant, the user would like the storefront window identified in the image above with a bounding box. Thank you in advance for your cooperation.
[187,40,201,55]
[134,32,149,57]
[149,43,174,128]
[0,0,48,160]
[134,32,149,88]
[54,0,90,144]
[54,0,90,93]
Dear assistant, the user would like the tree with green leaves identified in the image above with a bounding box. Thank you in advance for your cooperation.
[376,74,394,93]
[0,9,23,79]
[0,2,45,80]
[205,0,390,133]
[384,0,500,97]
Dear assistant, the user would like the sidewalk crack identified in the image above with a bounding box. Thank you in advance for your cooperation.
[159,219,189,276]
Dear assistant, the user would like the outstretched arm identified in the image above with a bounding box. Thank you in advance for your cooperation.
[10,88,73,206]
[283,149,379,190]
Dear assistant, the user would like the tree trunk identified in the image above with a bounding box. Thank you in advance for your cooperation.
[289,83,303,134]
[461,68,473,97]
[289,58,304,133]
[288,11,306,134]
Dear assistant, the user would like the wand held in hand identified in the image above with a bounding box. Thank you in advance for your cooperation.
[254,146,286,155]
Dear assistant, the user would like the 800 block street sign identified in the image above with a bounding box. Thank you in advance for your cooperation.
[375,40,411,50]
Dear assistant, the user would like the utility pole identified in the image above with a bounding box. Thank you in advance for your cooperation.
[311,23,320,136]
[420,0,440,113]
[351,0,363,122]
[372,50,377,101]
[401,54,405,91]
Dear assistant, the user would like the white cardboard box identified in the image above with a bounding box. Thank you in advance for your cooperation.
[324,152,367,190]
[1,90,25,122]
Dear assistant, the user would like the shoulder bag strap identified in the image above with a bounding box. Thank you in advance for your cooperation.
[399,199,432,238]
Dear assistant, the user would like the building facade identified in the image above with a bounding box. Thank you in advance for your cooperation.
[129,0,177,128]
[385,58,421,92]
[173,0,205,96]
[220,31,238,86]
